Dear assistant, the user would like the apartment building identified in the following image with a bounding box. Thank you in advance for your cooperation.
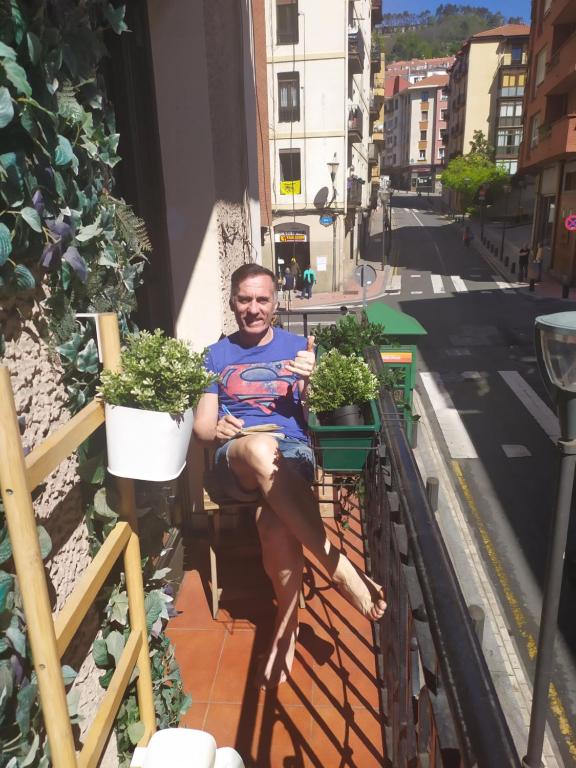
[369,51,386,201]
[386,56,454,84]
[518,0,576,283]
[382,74,448,190]
[263,0,376,292]
[446,24,530,171]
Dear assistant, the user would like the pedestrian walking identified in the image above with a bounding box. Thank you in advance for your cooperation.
[518,243,530,282]
[283,267,295,305]
[462,224,473,247]
[302,266,316,299]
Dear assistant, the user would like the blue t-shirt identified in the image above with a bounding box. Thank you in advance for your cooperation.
[205,328,309,442]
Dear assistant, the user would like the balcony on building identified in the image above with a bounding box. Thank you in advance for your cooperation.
[348,25,365,74]
[348,106,363,142]
[542,24,576,97]
[368,142,379,164]
[523,113,576,169]
[371,40,381,73]
[347,175,364,206]
[370,93,382,116]
[371,0,382,24]
[546,0,576,30]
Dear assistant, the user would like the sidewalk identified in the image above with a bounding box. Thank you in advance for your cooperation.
[468,218,576,302]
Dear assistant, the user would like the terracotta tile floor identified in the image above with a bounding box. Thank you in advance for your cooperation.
[167,505,386,768]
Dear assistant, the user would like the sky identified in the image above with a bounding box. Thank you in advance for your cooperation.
[380,0,531,22]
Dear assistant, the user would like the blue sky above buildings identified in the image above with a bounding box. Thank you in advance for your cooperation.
[380,1,531,22]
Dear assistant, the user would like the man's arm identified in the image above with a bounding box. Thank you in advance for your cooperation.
[193,392,244,444]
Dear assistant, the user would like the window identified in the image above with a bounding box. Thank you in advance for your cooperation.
[439,146,445,158]
[279,149,301,194]
[421,91,429,102]
[419,149,426,159]
[496,128,523,149]
[499,102,523,118]
[501,73,526,97]
[511,45,523,64]
[535,46,547,88]
[420,130,427,140]
[442,87,449,98]
[565,172,576,191]
[441,109,448,120]
[278,72,300,122]
[276,0,298,45]
[497,159,518,174]
[421,111,428,121]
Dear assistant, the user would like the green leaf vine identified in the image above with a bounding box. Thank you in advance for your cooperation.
[0,2,189,765]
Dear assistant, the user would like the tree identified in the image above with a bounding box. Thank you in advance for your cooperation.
[441,153,508,211]
[468,129,494,160]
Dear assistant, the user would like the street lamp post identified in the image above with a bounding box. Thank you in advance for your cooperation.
[500,183,512,260]
[523,311,576,768]
[327,156,340,292]
[379,188,390,271]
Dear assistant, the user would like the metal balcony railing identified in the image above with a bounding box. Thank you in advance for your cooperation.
[361,347,522,767]
[348,25,365,74]
[347,175,364,207]
[348,106,364,141]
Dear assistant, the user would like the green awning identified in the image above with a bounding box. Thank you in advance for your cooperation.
[366,302,427,336]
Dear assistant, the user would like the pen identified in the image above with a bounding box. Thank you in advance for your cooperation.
[221,404,233,418]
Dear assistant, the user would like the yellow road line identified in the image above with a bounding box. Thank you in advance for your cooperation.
[451,459,576,760]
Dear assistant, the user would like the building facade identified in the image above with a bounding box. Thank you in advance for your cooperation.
[385,56,454,85]
[518,0,576,283]
[447,24,530,170]
[262,0,376,292]
[382,74,448,191]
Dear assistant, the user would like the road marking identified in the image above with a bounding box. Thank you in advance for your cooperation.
[498,370,560,442]
[452,460,575,763]
[445,348,472,356]
[410,273,422,277]
[431,274,445,294]
[419,372,478,458]
[450,275,468,292]
[410,290,423,295]
[502,444,532,458]
[491,274,511,290]
[481,290,492,294]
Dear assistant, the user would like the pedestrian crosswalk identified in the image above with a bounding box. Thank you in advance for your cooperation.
[418,369,559,459]
[386,271,513,296]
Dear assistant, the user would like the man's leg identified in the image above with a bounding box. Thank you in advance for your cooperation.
[255,504,303,688]
[227,435,386,620]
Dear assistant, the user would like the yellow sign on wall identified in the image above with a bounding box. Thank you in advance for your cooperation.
[280,180,301,195]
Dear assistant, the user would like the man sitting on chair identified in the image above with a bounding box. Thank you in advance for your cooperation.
[193,263,386,688]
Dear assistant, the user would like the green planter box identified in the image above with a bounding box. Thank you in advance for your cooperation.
[307,399,381,473]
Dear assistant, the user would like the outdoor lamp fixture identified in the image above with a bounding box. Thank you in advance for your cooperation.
[523,311,576,768]
[326,155,339,291]
[327,156,339,205]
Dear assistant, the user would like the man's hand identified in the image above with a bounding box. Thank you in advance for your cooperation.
[286,335,315,383]
[215,413,244,442]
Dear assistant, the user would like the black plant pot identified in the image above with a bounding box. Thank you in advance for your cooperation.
[319,403,366,427]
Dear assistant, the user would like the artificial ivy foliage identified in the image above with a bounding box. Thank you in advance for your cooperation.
[0,2,189,766]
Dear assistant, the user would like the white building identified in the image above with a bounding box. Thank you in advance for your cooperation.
[263,0,375,292]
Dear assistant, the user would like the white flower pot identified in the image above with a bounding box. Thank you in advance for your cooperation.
[105,403,194,481]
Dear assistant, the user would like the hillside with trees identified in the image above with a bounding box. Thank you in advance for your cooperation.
[378,5,527,62]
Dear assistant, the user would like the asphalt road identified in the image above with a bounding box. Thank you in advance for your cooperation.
[386,191,576,766]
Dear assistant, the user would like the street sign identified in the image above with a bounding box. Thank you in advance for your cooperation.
[319,214,334,226]
[353,264,377,309]
[353,264,376,287]
[564,214,576,231]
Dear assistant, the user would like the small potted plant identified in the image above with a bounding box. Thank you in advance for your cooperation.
[98,329,216,481]
[306,349,381,472]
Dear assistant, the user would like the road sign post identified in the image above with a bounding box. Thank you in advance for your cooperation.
[353,264,377,309]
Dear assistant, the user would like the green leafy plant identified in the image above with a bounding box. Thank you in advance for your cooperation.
[98,330,217,413]
[307,349,379,414]
[311,313,394,356]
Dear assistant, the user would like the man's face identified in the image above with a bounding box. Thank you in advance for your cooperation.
[230,275,277,341]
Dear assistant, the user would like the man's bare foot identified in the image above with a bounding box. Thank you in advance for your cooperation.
[332,554,386,620]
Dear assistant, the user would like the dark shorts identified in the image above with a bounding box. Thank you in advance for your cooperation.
[204,436,315,504]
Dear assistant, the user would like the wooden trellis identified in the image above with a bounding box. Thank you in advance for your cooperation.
[0,313,156,767]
